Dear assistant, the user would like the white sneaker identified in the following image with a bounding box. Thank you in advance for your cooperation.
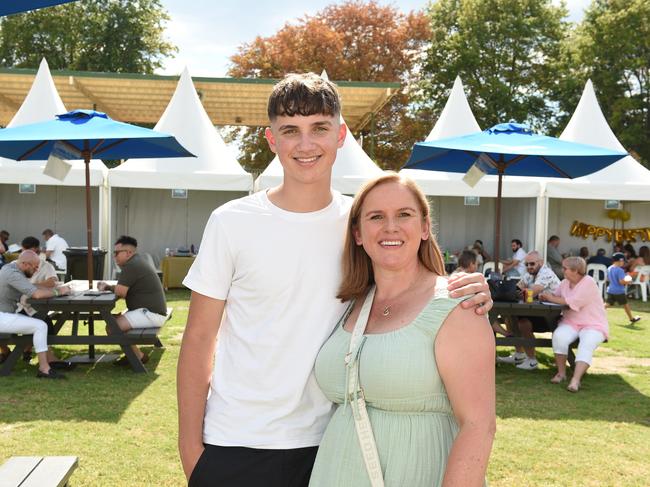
[496,353,526,364]
[516,357,539,370]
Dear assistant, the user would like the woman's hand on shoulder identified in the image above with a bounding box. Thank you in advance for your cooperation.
[447,272,492,315]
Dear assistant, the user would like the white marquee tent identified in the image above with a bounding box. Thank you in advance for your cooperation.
[402,76,544,257]
[544,80,650,254]
[0,59,107,249]
[108,68,252,265]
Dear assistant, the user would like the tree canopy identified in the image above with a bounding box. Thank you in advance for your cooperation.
[0,0,176,73]
[227,0,431,173]
[558,0,650,165]
[419,0,569,133]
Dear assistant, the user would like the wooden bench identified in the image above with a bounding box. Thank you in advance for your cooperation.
[0,456,78,487]
[0,307,173,376]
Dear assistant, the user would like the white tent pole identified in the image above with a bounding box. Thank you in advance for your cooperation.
[535,186,549,261]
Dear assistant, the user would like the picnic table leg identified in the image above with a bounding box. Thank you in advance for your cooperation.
[88,316,95,360]
[100,309,147,373]
[0,345,23,376]
[154,338,163,348]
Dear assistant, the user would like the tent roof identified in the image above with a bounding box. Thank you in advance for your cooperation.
[110,68,252,191]
[545,80,650,200]
[0,66,398,132]
[0,59,106,186]
[402,76,542,197]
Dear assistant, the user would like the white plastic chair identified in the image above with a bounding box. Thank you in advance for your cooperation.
[586,263,608,298]
[628,265,650,302]
[483,261,503,277]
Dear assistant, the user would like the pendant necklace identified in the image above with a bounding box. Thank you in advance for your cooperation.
[382,305,391,317]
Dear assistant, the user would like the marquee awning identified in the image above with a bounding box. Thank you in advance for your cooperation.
[0,67,399,132]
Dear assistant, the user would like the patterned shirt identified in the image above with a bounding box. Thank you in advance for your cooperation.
[518,264,560,295]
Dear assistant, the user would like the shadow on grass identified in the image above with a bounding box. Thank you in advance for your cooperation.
[0,346,165,424]
[495,361,650,426]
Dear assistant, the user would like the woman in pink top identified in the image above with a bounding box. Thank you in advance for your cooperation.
[539,257,609,393]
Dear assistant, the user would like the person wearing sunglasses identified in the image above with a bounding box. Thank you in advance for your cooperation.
[97,235,167,365]
[497,251,560,370]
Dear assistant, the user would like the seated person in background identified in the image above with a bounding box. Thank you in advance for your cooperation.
[578,247,590,260]
[16,236,59,364]
[587,248,612,267]
[639,245,650,266]
[98,235,167,365]
[546,235,564,279]
[540,257,608,393]
[606,253,640,324]
[624,243,645,274]
[0,251,70,378]
[473,239,491,263]
[0,230,9,268]
[456,250,478,274]
[502,239,526,278]
[42,229,68,272]
[456,250,510,338]
[497,251,560,370]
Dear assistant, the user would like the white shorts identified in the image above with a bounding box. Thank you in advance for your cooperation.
[122,308,167,329]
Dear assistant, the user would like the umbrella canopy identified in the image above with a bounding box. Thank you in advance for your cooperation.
[0,110,193,287]
[0,110,193,161]
[0,0,78,16]
[404,122,627,269]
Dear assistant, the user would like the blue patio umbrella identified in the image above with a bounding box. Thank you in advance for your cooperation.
[403,123,627,268]
[0,110,194,286]
[0,0,78,16]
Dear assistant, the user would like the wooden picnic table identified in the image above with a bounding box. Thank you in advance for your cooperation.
[489,300,576,364]
[0,286,162,376]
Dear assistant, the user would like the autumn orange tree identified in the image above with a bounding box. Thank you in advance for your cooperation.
[226,0,431,173]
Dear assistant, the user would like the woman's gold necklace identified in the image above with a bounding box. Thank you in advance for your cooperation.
[377,269,425,318]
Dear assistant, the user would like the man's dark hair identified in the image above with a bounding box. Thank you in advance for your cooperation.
[21,236,40,250]
[512,239,522,247]
[548,235,559,243]
[597,248,606,256]
[267,73,341,121]
[1,229,10,240]
[42,228,53,237]
[474,239,483,246]
[115,235,138,247]
[458,250,477,270]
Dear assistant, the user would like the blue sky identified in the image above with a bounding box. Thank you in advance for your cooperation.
[157,0,591,78]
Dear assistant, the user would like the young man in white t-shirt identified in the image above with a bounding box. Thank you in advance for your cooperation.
[177,73,493,486]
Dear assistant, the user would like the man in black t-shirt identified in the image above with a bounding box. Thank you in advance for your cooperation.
[98,235,166,365]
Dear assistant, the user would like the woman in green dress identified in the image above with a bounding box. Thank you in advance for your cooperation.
[309,173,495,487]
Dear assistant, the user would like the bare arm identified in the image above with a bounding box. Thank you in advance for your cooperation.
[447,272,493,315]
[178,291,224,480]
[436,305,496,487]
[538,292,566,305]
[97,282,128,299]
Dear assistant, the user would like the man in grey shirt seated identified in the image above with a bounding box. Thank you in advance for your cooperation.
[0,251,71,378]
[98,235,167,365]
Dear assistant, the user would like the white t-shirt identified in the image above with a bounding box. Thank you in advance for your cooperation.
[183,190,351,449]
[45,234,68,271]
[512,247,527,276]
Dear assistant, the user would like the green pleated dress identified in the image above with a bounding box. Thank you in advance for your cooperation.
[309,285,479,487]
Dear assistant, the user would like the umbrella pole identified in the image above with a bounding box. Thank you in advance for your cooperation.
[84,146,94,290]
[494,166,504,273]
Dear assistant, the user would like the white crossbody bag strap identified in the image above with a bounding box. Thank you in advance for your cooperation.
[345,285,385,487]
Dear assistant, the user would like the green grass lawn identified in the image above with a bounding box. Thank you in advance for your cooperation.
[1,291,649,486]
